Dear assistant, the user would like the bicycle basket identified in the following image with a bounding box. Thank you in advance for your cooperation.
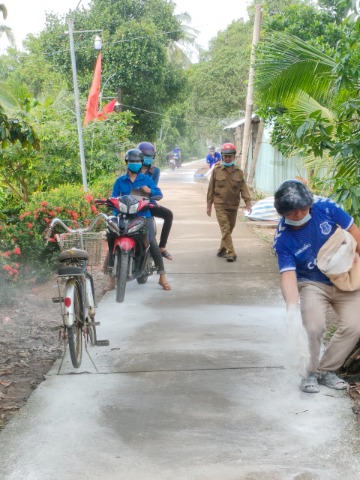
[57,232,104,266]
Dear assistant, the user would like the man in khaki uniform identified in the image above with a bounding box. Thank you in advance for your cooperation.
[206,143,252,262]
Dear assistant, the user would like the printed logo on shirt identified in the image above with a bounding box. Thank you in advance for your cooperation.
[319,221,332,235]
[295,243,311,257]
[307,258,317,269]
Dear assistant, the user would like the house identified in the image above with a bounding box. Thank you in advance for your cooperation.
[224,116,307,195]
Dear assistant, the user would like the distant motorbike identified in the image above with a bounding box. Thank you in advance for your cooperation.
[95,195,157,303]
[173,152,182,168]
[168,155,176,170]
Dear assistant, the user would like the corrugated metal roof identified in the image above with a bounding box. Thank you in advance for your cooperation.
[224,114,259,130]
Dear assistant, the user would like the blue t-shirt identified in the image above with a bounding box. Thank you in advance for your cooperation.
[112,172,163,218]
[273,197,353,284]
[206,152,221,169]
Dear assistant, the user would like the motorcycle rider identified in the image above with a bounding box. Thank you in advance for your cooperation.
[206,146,221,169]
[137,141,174,260]
[206,142,252,262]
[172,145,182,168]
[109,148,171,291]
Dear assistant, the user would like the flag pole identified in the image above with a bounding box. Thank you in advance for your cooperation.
[68,18,88,191]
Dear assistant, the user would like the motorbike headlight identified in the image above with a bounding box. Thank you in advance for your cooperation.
[129,202,139,214]
[119,202,128,214]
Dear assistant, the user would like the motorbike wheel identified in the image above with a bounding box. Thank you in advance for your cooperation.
[116,249,129,303]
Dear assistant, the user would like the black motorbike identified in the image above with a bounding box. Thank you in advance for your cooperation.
[95,195,157,303]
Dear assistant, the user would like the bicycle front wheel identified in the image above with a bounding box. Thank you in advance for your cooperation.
[66,282,83,368]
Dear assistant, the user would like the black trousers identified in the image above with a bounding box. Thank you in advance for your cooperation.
[151,205,173,249]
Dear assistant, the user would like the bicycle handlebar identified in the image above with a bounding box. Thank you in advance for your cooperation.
[45,213,108,241]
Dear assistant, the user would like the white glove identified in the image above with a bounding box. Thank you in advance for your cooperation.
[284,304,309,377]
[285,304,300,326]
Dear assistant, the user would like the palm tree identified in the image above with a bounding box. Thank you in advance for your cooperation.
[254,29,360,220]
[0,3,15,46]
[167,12,201,67]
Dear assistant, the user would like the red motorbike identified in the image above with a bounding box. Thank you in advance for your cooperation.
[95,195,157,303]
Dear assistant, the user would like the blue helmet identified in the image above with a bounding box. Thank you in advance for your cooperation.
[137,141,156,158]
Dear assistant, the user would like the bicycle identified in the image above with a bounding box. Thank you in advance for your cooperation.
[47,214,109,369]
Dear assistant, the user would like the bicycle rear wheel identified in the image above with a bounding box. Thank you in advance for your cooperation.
[85,273,97,346]
[66,282,83,368]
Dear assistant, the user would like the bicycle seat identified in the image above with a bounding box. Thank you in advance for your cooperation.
[58,248,89,262]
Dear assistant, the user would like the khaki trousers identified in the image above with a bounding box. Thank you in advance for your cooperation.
[298,281,360,372]
[215,207,238,256]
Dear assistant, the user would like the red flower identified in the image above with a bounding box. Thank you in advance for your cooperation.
[27,223,33,229]
[71,212,78,220]
[85,193,93,203]
[91,205,99,214]
[44,218,50,224]
[13,247,21,255]
[41,201,48,207]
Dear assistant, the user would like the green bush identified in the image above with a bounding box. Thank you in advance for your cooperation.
[0,233,21,305]
[0,174,130,303]
[1,184,104,288]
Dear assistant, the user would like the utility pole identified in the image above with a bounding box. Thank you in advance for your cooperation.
[68,18,88,192]
[240,4,262,172]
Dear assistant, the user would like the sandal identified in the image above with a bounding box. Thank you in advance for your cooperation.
[161,250,173,260]
[318,371,348,390]
[158,280,172,291]
[300,372,320,393]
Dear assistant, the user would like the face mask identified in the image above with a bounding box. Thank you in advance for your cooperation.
[284,213,312,227]
[127,162,142,173]
[223,161,235,167]
[143,156,153,167]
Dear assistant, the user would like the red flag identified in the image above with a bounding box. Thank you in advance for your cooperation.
[84,53,102,126]
[103,98,117,114]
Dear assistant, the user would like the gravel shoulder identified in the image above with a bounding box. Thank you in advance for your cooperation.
[0,265,108,429]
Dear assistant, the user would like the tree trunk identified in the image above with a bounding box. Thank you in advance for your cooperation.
[240,4,262,172]
[248,121,264,187]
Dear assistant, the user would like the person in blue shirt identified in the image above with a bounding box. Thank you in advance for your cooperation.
[273,179,360,393]
[206,146,221,169]
[138,141,173,260]
[172,145,181,156]
[109,148,171,291]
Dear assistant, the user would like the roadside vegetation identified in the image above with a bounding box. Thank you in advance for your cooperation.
[1,0,360,300]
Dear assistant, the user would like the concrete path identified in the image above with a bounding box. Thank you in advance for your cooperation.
[0,160,359,480]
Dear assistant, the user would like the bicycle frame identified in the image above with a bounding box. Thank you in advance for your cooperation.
[47,214,108,368]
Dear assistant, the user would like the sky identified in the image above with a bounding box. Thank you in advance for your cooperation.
[0,0,250,54]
